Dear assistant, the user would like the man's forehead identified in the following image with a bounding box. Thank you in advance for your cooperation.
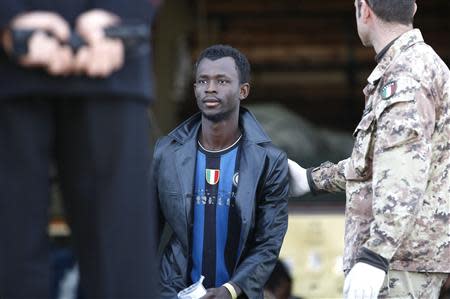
[196,57,238,76]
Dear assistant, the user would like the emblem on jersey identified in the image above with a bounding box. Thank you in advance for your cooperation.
[205,169,220,185]
[233,172,239,187]
[380,81,397,100]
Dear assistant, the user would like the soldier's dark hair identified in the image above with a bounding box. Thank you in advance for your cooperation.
[357,0,415,25]
[194,44,251,84]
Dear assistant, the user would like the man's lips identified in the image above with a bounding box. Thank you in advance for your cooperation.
[202,98,221,107]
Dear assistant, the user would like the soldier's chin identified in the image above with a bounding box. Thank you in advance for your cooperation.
[361,37,372,48]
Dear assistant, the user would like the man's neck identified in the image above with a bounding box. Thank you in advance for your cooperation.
[199,116,241,151]
[371,23,413,54]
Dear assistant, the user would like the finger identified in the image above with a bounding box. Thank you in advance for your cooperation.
[91,51,109,77]
[361,288,370,299]
[200,290,213,299]
[346,287,355,299]
[76,9,120,44]
[47,52,66,75]
[74,47,90,74]
[40,13,70,41]
[12,12,70,41]
[288,159,303,173]
[87,57,109,78]
[354,288,364,299]
[343,275,351,298]
[287,160,297,175]
[47,45,74,76]
[20,31,58,67]
[96,43,116,76]
[109,39,124,71]
[86,42,121,77]
[347,288,357,299]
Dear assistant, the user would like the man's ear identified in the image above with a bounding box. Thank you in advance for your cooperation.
[193,82,199,97]
[413,2,418,17]
[239,83,250,100]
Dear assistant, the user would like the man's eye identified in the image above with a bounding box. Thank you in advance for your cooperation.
[218,80,228,84]
[197,80,207,84]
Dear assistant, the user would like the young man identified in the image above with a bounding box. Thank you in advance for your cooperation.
[289,1,450,298]
[154,45,289,298]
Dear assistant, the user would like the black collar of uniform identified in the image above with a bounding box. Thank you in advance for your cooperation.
[375,37,399,63]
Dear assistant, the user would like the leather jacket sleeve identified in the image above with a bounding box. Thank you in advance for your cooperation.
[231,150,289,299]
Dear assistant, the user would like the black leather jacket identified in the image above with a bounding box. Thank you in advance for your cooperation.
[153,107,289,299]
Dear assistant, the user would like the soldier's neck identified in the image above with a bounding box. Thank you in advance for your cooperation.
[372,24,413,54]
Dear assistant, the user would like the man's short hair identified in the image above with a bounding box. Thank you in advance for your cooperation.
[358,0,415,25]
[194,45,251,84]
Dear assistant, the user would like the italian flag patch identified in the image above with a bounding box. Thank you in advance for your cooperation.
[380,81,397,100]
[205,169,220,185]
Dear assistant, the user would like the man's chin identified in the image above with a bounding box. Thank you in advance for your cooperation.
[202,111,228,123]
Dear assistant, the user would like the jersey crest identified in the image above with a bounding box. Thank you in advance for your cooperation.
[205,169,220,185]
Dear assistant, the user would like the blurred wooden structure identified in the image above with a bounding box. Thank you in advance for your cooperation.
[153,0,449,132]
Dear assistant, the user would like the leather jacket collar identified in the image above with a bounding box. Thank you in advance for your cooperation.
[168,107,271,145]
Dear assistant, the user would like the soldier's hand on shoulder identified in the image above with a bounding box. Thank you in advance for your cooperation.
[288,159,310,197]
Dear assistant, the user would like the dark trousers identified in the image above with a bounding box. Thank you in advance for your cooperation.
[0,95,158,298]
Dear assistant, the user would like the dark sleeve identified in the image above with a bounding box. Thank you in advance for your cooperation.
[91,0,159,24]
[306,167,320,195]
[231,151,289,298]
[151,137,164,240]
[152,137,183,298]
[355,247,389,273]
[0,0,26,29]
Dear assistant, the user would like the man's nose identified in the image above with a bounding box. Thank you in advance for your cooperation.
[206,80,217,93]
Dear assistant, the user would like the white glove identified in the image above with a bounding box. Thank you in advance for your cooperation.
[343,262,386,299]
[287,159,310,197]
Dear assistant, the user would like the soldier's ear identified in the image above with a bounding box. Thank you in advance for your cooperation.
[361,0,372,24]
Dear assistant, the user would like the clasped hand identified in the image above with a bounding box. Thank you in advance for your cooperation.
[2,10,124,77]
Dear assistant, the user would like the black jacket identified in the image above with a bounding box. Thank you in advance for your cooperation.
[153,107,289,299]
[0,0,156,102]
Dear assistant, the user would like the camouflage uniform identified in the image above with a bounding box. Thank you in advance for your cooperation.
[309,29,450,278]
[378,270,448,299]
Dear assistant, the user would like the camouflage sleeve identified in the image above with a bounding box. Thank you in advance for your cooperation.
[309,158,349,193]
[363,79,434,261]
